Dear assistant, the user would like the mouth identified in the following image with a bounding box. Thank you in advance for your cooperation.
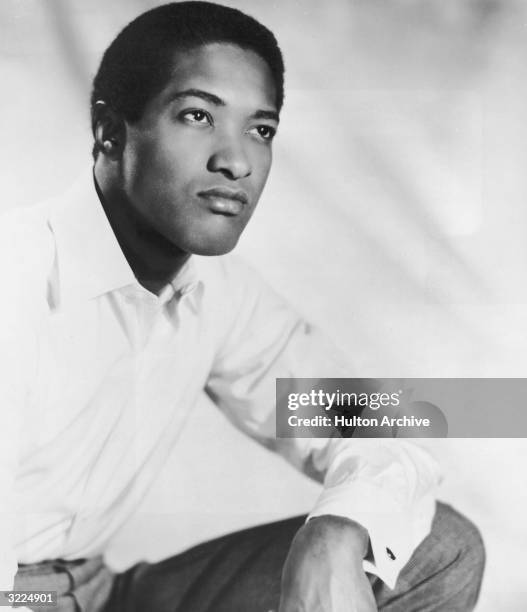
[198,187,249,216]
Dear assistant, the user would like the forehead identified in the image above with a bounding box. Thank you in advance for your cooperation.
[159,43,277,111]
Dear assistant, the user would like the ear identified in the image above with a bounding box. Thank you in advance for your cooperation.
[92,100,126,160]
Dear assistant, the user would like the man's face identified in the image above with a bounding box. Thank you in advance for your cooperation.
[120,43,279,256]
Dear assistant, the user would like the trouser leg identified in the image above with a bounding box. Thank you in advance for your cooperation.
[106,501,485,612]
[105,516,305,612]
[374,502,486,611]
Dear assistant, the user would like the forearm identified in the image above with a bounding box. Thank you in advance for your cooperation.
[278,514,377,612]
[305,514,370,560]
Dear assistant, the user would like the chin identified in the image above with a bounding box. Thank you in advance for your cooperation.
[186,234,240,257]
[191,242,238,257]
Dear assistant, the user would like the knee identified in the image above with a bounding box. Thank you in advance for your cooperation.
[436,502,486,595]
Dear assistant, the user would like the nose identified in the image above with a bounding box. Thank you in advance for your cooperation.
[207,135,252,180]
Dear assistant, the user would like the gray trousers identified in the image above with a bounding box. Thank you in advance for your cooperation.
[15,502,485,612]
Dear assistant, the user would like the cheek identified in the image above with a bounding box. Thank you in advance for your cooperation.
[136,138,181,175]
[251,147,273,194]
[125,139,192,200]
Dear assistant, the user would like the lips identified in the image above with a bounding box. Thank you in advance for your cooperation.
[198,187,249,216]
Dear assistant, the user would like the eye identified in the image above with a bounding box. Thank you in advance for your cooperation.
[248,125,277,142]
[181,109,213,125]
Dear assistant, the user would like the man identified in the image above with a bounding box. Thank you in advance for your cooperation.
[1,2,485,611]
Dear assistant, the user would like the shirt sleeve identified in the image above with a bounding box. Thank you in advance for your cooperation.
[0,313,27,601]
[0,221,38,608]
[205,257,441,589]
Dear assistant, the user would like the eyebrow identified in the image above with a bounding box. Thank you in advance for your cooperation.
[168,88,279,123]
[251,109,280,123]
[169,88,225,106]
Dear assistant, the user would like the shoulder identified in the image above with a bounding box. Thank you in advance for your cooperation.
[193,253,302,346]
[193,253,297,331]
[194,253,279,305]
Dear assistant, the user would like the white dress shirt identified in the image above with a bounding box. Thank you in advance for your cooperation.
[0,172,440,600]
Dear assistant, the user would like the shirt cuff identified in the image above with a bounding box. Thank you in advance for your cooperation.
[307,480,436,589]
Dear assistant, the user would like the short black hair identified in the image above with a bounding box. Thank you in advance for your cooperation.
[91,1,284,156]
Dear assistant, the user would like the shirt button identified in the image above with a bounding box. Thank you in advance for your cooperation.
[386,547,396,560]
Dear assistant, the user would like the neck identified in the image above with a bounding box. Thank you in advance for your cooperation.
[93,162,190,295]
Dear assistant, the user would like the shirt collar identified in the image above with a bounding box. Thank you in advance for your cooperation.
[49,171,203,309]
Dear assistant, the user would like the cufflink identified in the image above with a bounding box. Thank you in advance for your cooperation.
[386,547,396,560]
